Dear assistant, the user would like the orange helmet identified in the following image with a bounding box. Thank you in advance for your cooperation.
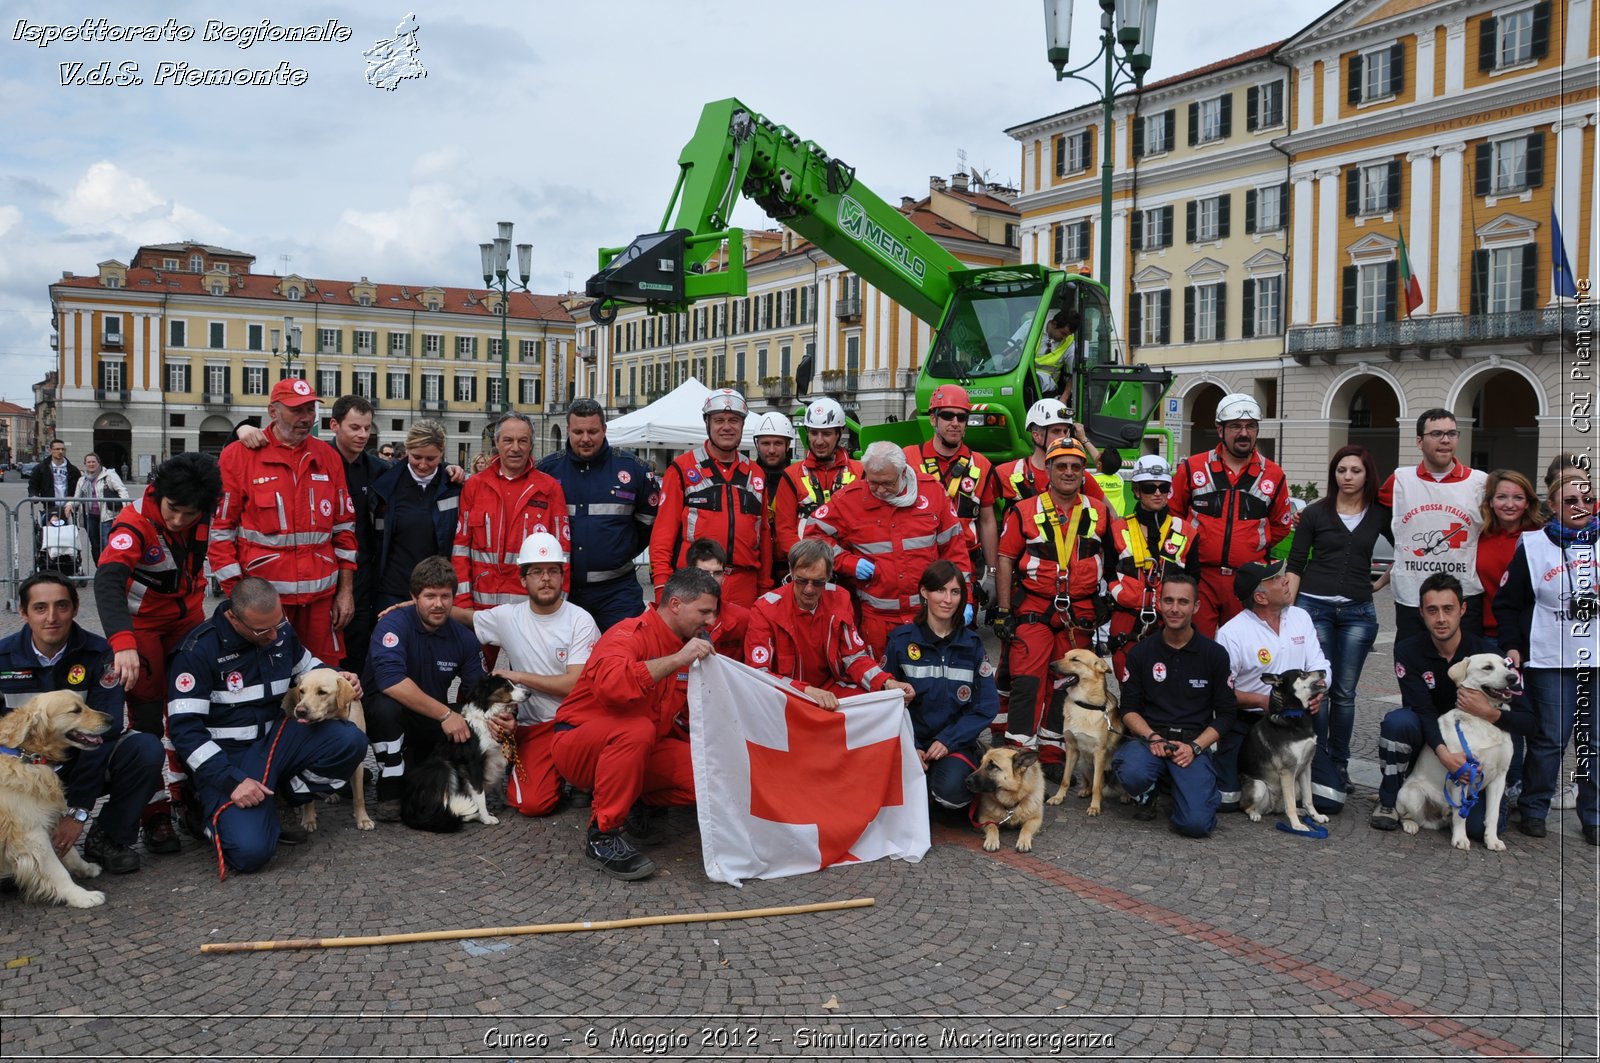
[927,384,972,413]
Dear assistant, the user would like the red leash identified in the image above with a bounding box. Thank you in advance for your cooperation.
[211,717,294,881]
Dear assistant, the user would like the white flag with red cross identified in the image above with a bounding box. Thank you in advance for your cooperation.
[689,654,929,887]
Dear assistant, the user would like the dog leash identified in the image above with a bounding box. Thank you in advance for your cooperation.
[0,743,53,765]
[211,716,293,882]
[1443,720,1484,819]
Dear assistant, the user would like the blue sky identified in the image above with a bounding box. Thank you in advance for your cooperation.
[0,0,1317,402]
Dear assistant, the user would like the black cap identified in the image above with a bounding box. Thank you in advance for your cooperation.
[1234,558,1288,605]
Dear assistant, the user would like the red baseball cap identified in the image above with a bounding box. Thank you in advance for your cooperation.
[269,378,319,407]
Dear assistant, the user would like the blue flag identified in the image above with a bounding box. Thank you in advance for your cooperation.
[1553,206,1578,299]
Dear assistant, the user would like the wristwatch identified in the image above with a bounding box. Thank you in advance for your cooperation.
[66,807,90,824]
[1188,741,1203,757]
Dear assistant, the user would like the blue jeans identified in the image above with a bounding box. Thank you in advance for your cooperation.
[1112,739,1219,837]
[1520,667,1600,827]
[1297,596,1379,768]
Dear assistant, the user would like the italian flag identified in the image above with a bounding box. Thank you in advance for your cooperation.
[1398,227,1424,318]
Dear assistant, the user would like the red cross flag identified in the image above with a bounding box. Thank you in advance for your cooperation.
[690,654,928,886]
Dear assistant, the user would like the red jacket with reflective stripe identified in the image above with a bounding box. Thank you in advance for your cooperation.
[744,582,890,693]
[555,607,684,738]
[1167,445,1294,570]
[451,458,570,609]
[772,453,863,562]
[904,441,996,556]
[649,445,773,594]
[1000,491,1127,618]
[804,474,971,618]
[97,488,210,653]
[209,429,356,604]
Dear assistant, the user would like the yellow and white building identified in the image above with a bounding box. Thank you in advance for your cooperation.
[49,242,580,473]
[1008,0,1594,487]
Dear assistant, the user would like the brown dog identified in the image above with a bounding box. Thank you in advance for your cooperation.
[0,691,112,907]
[282,669,371,831]
[1046,648,1124,816]
[964,747,1045,852]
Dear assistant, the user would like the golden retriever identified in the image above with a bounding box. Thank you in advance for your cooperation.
[1046,648,1125,816]
[282,669,371,831]
[963,747,1045,852]
[0,691,112,907]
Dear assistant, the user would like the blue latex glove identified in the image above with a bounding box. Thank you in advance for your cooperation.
[854,558,876,581]
[964,604,975,625]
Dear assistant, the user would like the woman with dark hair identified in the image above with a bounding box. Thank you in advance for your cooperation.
[1285,444,1393,791]
[881,560,998,815]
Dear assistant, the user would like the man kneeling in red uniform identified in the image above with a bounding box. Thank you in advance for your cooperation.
[551,567,718,880]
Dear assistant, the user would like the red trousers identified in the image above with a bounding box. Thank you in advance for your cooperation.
[1108,609,1158,685]
[125,626,193,816]
[1194,566,1244,639]
[551,719,695,833]
[286,598,343,668]
[857,608,911,660]
[506,721,563,817]
[1005,612,1094,765]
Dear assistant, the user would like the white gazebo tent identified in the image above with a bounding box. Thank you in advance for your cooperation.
[604,377,758,451]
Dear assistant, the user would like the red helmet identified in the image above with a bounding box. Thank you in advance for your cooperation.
[927,384,972,413]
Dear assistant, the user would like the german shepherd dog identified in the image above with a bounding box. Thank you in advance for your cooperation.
[1396,654,1521,852]
[1045,648,1124,816]
[964,747,1045,852]
[401,675,526,833]
[1239,670,1329,833]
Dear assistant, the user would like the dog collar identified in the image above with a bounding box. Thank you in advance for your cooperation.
[0,743,52,765]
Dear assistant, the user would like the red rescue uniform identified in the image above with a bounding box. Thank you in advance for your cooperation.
[804,474,972,655]
[1106,508,1201,680]
[1168,445,1294,636]
[744,582,892,695]
[209,427,357,665]
[650,446,773,608]
[996,455,1109,511]
[451,458,571,610]
[904,441,997,566]
[772,453,862,563]
[551,609,696,833]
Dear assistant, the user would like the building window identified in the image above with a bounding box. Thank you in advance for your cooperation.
[455,336,477,360]
[101,316,122,346]
[1488,246,1524,313]
[318,369,340,398]
[210,283,225,296]
[163,258,179,271]
[519,339,536,362]
[167,362,191,393]
[105,276,121,289]
[353,371,376,398]
[757,347,768,380]
[244,366,267,395]
[1347,161,1401,216]
[319,328,340,354]
[387,371,410,400]
[286,287,301,301]
[422,374,442,402]
[1190,195,1230,243]
[487,377,505,406]
[390,333,409,356]
[1134,110,1173,158]
[1350,43,1403,104]
[358,295,372,307]
[247,324,263,351]
[208,322,224,349]
[206,364,227,395]
[1057,130,1091,176]
[1190,95,1230,145]
[1133,206,1174,251]
[169,320,186,347]
[1492,137,1528,193]
[98,360,123,392]
[1248,184,1286,233]
[1133,290,1172,346]
[1360,165,1388,214]
[1186,283,1225,342]
[354,330,375,354]
[1245,276,1283,338]
[1247,81,1284,131]
[454,374,477,402]
[845,334,861,373]
[1358,263,1389,324]
[1055,220,1091,263]
[282,365,306,382]
[424,334,442,357]
[1486,5,1540,68]
[189,254,203,272]
[519,377,538,404]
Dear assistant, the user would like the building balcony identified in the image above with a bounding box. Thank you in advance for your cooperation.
[835,297,862,323]
[576,344,596,363]
[94,388,130,404]
[420,398,445,413]
[485,398,510,415]
[203,392,233,407]
[1286,307,1577,363]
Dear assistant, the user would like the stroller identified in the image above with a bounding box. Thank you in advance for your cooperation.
[36,514,84,577]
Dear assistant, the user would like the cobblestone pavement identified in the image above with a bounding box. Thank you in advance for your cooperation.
[0,479,1595,1060]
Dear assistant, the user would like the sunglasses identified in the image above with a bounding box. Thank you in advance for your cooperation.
[790,576,829,589]
[1136,483,1171,495]
[1562,496,1596,507]
[933,411,969,423]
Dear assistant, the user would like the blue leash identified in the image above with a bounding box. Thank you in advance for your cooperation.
[1443,720,1484,818]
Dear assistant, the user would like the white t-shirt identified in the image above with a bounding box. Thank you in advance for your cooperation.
[1216,605,1330,706]
[473,600,600,724]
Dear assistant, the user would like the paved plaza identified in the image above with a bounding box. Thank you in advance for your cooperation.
[0,479,1595,1061]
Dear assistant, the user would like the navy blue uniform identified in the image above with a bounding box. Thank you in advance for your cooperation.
[363,606,487,800]
[1378,633,1535,836]
[369,461,461,610]
[339,449,392,676]
[0,624,160,848]
[1112,630,1234,837]
[539,441,656,631]
[883,621,997,809]
[168,601,366,872]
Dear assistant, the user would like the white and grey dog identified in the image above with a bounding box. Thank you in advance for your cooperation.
[1396,654,1522,852]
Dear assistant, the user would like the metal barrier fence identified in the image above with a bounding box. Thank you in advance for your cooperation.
[1,495,127,611]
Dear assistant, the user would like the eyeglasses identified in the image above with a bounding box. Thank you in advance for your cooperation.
[933,411,969,423]
[790,576,829,589]
[231,611,285,638]
[699,567,728,579]
[1422,430,1461,441]
[1135,483,1171,495]
[1561,496,1596,508]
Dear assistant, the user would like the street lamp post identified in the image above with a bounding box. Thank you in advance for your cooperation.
[479,222,533,420]
[270,315,302,378]
[1042,0,1159,289]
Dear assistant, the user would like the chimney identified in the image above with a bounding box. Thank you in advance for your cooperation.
[952,172,969,192]
[901,196,917,210]
[929,175,946,192]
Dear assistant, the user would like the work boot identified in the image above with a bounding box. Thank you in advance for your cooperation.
[622,802,669,847]
[374,799,403,824]
[1584,824,1598,846]
[142,812,181,854]
[82,826,141,874]
[1516,817,1547,839]
[1132,787,1158,822]
[1368,805,1400,831]
[179,798,210,841]
[585,825,655,881]
[275,797,309,845]
[565,785,593,808]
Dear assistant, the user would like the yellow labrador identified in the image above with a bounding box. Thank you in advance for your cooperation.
[283,669,371,831]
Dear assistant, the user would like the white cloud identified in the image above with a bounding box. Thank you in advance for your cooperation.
[50,161,232,247]
[0,205,20,240]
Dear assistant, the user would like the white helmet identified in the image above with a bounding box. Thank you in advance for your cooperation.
[516,531,567,566]
[702,388,748,419]
[1025,398,1073,431]
[803,398,847,430]
[750,411,797,440]
[1130,455,1173,484]
[1215,392,1263,423]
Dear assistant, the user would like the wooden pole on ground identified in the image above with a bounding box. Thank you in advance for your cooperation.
[201,897,875,954]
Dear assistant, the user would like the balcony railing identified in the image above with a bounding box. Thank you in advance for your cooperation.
[835,297,861,322]
[202,392,233,406]
[94,388,130,404]
[420,398,445,413]
[1287,306,1577,358]
[485,398,510,415]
